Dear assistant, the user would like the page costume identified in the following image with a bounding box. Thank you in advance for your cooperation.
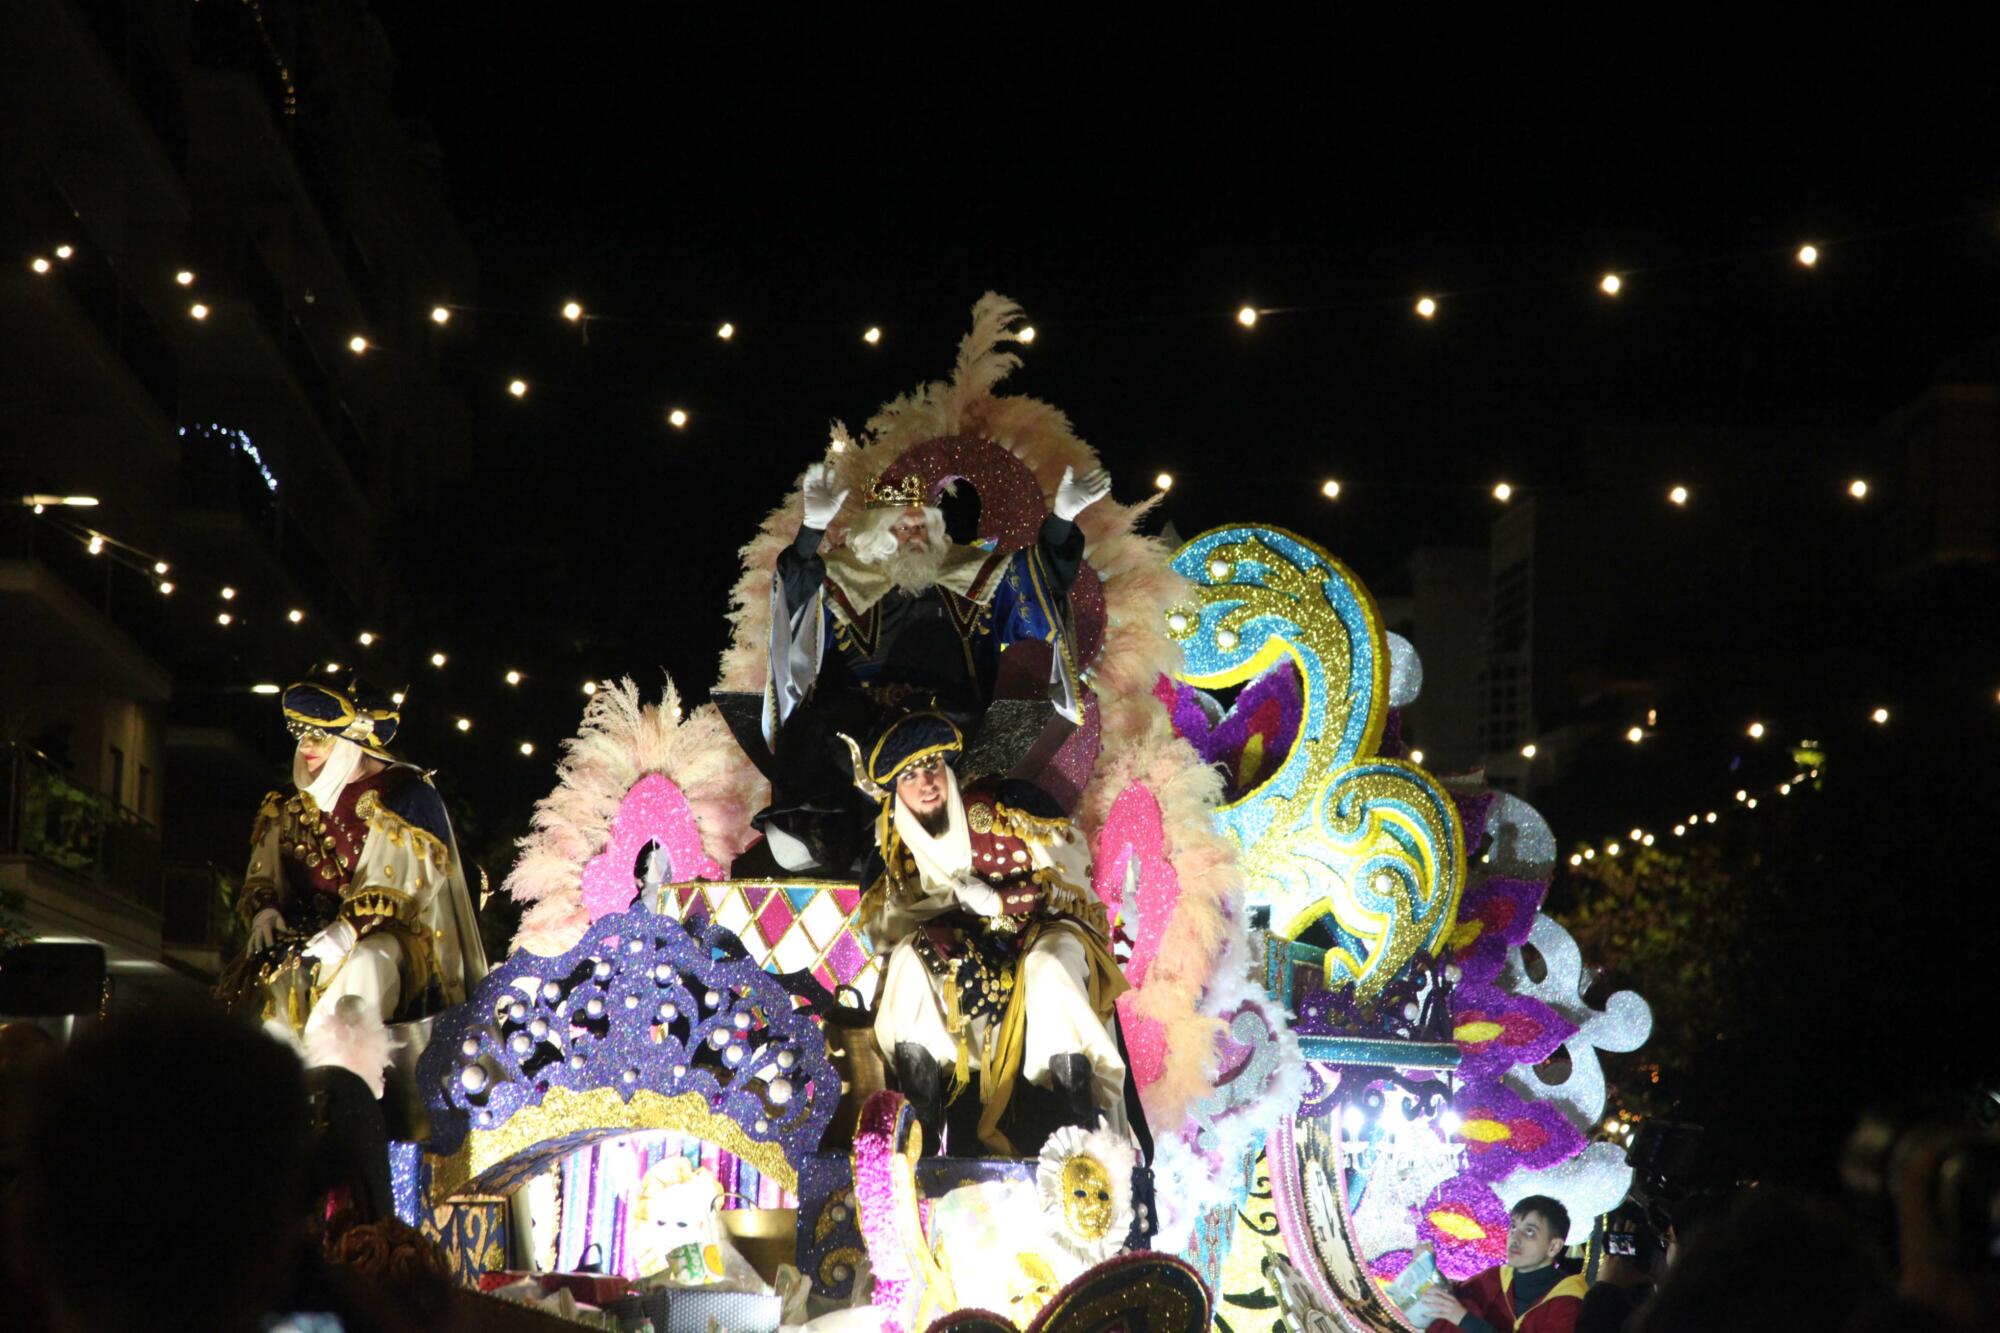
[852,713,1127,1155]
[1427,1263,1587,1333]
[230,681,486,1094]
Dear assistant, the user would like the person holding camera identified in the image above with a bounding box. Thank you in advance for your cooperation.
[1416,1195,1587,1333]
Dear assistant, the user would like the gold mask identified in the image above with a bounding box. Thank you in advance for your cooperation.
[1060,1154,1115,1241]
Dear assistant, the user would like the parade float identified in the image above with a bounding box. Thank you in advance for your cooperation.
[391,295,1650,1331]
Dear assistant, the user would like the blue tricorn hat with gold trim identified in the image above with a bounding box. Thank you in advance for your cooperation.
[840,709,962,802]
[281,679,400,761]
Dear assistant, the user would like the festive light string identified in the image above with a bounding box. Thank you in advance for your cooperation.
[23,204,1987,444]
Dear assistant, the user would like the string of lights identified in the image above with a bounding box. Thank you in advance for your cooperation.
[16,502,1988,779]
[18,207,1988,445]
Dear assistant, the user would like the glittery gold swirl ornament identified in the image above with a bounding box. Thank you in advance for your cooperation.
[1169,525,1464,1000]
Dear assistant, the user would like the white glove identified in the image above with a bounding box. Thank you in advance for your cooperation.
[303,918,359,968]
[247,908,284,954]
[952,876,1004,919]
[801,462,850,530]
[1052,465,1111,521]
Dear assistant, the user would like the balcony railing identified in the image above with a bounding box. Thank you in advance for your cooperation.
[2,745,162,915]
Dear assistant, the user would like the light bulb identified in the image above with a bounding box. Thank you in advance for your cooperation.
[1155,472,1174,491]
[1848,479,1868,499]
[175,270,195,286]
[1600,273,1622,296]
[1521,743,1538,758]
[391,691,404,705]
[87,535,104,555]
[1569,853,1582,866]
[505,670,522,686]
[1017,325,1036,343]
[430,652,447,668]
[54,245,73,260]
[1236,306,1258,327]
[252,683,280,695]
[220,586,236,600]
[519,741,535,756]
[357,630,374,646]
[1629,828,1643,841]
[508,379,527,398]
[562,301,583,322]
[862,326,882,345]
[348,334,368,354]
[326,662,341,674]
[1668,485,1689,506]
[1607,842,1622,856]
[216,612,232,626]
[157,580,174,595]
[30,257,51,274]
[288,608,303,623]
[1747,721,1765,739]
[153,560,170,574]
[1493,481,1513,502]
[1674,824,1686,836]
[668,408,688,429]
[1796,244,1819,267]
[456,717,472,732]
[1415,296,1437,319]
[1410,749,1424,765]
[431,305,451,325]
[1870,706,1889,724]
[717,322,734,340]
[1626,726,1644,743]
[582,681,597,696]
[1321,479,1341,499]
[189,302,209,320]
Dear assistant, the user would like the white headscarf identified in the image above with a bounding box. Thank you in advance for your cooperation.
[891,765,973,888]
[296,735,365,812]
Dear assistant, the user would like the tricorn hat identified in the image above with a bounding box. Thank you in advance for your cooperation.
[282,678,401,761]
[840,709,962,801]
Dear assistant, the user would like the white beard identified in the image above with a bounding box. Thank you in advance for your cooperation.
[882,542,949,593]
[850,505,950,592]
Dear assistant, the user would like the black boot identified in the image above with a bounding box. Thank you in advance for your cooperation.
[1050,1053,1100,1131]
[895,1042,945,1152]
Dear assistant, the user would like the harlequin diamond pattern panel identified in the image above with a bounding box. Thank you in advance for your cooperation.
[664,880,877,1002]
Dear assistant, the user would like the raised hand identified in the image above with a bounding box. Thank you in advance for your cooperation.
[802,462,850,530]
[1052,465,1111,521]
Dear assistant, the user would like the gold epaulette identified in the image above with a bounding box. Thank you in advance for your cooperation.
[990,803,1076,846]
[354,790,455,873]
[343,884,418,928]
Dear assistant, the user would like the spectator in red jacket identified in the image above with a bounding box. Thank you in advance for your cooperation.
[1417,1195,1588,1333]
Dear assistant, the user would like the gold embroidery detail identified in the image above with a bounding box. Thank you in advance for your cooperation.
[966,803,994,834]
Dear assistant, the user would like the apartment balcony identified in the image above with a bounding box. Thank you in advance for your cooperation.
[2,743,163,962]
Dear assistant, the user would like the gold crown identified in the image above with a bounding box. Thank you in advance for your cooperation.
[864,472,928,510]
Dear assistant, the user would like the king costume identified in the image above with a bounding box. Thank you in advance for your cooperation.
[756,462,1105,872]
[229,680,486,1095]
[852,712,1129,1156]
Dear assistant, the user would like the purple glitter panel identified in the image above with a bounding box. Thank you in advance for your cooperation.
[1418,1177,1511,1281]
[1451,981,1576,1081]
[418,906,838,1174]
[1032,690,1102,813]
[1152,662,1303,801]
[1452,1079,1589,1182]
[824,930,867,982]
[1451,875,1547,988]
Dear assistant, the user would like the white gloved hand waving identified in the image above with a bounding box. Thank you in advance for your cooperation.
[801,462,850,530]
[247,908,284,954]
[1052,466,1111,522]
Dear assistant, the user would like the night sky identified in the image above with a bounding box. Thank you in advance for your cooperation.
[352,28,1999,1184]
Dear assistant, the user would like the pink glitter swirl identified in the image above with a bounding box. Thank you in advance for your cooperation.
[853,1089,917,1322]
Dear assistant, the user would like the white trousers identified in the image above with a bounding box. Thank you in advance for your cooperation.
[873,927,1126,1130]
[299,933,404,1096]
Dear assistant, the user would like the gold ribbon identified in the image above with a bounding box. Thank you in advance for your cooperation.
[974,921,1128,1155]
